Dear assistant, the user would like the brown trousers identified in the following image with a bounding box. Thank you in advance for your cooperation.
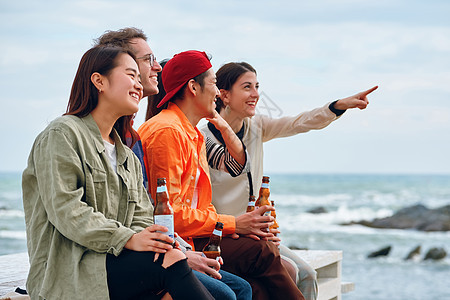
[194,236,305,300]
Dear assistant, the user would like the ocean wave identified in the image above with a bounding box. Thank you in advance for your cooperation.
[0,230,26,240]
[0,209,25,218]
[279,211,450,239]
[272,193,353,206]
[272,189,450,212]
[277,204,393,225]
[272,192,412,212]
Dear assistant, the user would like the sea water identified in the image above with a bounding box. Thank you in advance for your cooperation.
[271,174,450,300]
[1,172,449,299]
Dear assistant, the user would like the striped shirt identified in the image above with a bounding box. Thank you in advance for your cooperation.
[205,136,246,177]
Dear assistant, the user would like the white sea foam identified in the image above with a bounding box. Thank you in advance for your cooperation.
[0,230,26,239]
[0,209,25,218]
[272,193,353,206]
[277,204,393,227]
[272,191,424,213]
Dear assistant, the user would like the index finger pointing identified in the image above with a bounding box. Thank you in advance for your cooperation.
[360,85,378,96]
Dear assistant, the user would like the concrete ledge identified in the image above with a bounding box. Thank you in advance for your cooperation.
[293,250,353,300]
[293,250,342,270]
[0,252,29,296]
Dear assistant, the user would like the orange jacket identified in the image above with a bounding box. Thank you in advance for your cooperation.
[138,103,235,248]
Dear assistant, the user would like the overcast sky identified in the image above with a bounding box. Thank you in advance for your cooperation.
[1,0,449,174]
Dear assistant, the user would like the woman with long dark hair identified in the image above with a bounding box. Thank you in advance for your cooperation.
[201,61,377,300]
[22,45,212,300]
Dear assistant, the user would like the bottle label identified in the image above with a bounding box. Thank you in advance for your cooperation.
[247,202,255,207]
[261,183,269,188]
[154,215,174,238]
[212,229,222,237]
[157,185,167,193]
[263,211,271,217]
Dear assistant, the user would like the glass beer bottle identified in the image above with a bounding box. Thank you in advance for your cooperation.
[246,195,256,212]
[202,222,223,261]
[154,178,174,242]
[256,176,271,214]
[256,176,272,232]
[270,200,279,235]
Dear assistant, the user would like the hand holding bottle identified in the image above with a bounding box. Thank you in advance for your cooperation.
[185,251,222,280]
[235,205,275,238]
[124,224,179,252]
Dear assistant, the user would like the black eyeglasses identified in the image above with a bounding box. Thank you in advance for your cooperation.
[137,53,157,67]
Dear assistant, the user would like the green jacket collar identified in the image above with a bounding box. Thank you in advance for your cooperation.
[81,114,129,171]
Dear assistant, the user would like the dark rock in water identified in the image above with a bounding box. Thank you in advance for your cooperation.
[346,204,450,232]
[288,245,308,250]
[424,247,447,260]
[307,206,327,214]
[405,245,421,260]
[368,246,392,258]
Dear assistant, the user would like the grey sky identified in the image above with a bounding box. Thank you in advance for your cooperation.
[1,0,449,173]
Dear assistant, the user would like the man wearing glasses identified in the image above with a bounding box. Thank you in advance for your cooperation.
[95,27,252,300]
[95,28,162,98]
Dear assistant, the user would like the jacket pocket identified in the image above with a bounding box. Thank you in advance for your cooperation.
[123,188,138,226]
[85,160,107,210]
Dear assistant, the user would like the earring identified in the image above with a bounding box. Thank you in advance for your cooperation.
[225,105,231,114]
[99,89,102,93]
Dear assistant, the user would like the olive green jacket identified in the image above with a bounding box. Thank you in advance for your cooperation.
[22,114,153,300]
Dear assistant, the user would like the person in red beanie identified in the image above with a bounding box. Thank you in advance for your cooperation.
[138,50,305,300]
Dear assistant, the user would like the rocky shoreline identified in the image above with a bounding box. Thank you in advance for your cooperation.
[343,204,450,232]
[366,245,447,261]
[337,203,450,261]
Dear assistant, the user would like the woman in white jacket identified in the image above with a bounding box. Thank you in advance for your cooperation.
[201,61,377,300]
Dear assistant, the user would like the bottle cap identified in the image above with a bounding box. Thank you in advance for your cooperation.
[157,178,167,185]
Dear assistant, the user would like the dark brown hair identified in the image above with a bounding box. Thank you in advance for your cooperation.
[64,45,139,146]
[215,62,257,112]
[94,27,147,55]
